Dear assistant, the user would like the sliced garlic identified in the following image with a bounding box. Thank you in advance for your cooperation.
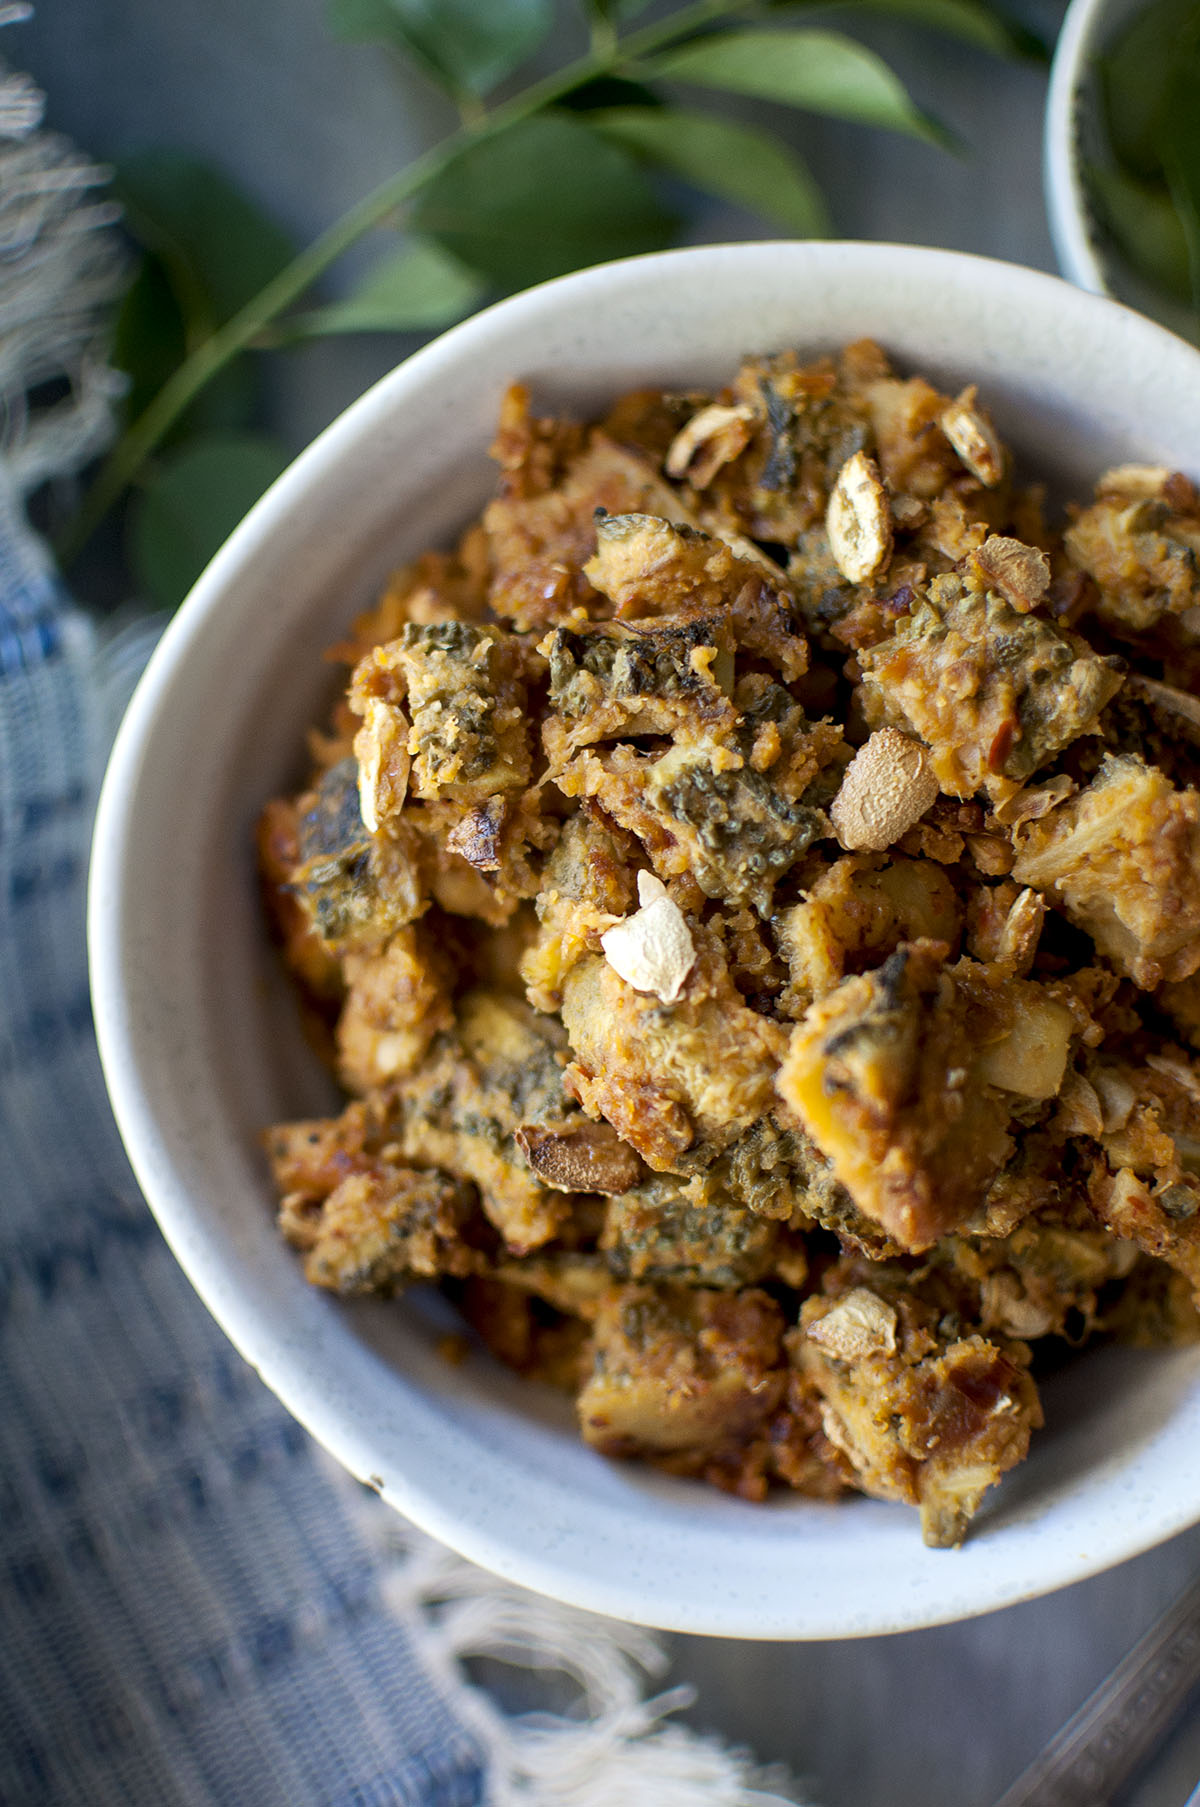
[808,1288,898,1359]
[354,697,410,835]
[940,386,1004,487]
[826,449,892,584]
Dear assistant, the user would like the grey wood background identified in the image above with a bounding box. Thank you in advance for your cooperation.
[12,3,1200,1802]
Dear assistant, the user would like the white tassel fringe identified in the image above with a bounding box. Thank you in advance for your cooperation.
[1,19,818,1801]
[365,1505,818,1807]
[0,19,127,495]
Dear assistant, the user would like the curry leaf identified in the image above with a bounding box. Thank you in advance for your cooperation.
[111,254,187,424]
[590,105,829,236]
[588,0,655,21]
[561,74,664,112]
[810,0,1047,62]
[289,238,486,336]
[1158,34,1200,307]
[130,433,291,610]
[110,251,260,438]
[113,151,296,336]
[1088,164,1193,303]
[650,28,950,147]
[413,112,679,290]
[326,0,552,96]
[1099,0,1196,179]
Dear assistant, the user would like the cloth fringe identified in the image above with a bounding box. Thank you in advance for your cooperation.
[368,1512,815,1807]
[0,26,823,1805]
[0,20,127,495]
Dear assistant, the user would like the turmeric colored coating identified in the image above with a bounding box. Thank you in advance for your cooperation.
[261,342,1200,1546]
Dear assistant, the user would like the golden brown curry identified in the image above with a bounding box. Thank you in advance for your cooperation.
[260,342,1200,1546]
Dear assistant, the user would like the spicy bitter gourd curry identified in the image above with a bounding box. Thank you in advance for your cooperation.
[259,342,1200,1546]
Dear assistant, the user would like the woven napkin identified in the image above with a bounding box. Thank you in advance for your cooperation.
[0,34,808,1807]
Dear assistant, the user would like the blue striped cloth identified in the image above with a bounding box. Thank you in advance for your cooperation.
[0,482,487,1806]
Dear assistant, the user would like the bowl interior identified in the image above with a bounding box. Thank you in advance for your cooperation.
[90,243,1200,1638]
[1045,0,1200,343]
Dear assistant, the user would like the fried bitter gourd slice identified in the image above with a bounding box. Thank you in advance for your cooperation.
[778,941,1078,1251]
[540,611,738,765]
[793,1260,1042,1547]
[483,385,700,632]
[266,1100,481,1293]
[281,1166,480,1294]
[351,619,532,809]
[1065,465,1200,649]
[520,808,638,1014]
[287,757,426,953]
[561,928,788,1174]
[687,1111,903,1259]
[689,344,880,548]
[584,510,809,680]
[576,1283,786,1477]
[776,853,962,1016]
[1083,1050,1200,1296]
[934,1213,1140,1343]
[1012,754,1200,988]
[335,922,454,1094]
[599,1172,783,1288]
[257,795,344,1003]
[559,694,840,915]
[859,570,1123,805]
[389,987,583,1254]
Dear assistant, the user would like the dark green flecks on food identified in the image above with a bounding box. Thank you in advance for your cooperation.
[602,1175,779,1287]
[648,749,824,910]
[401,619,492,659]
[293,760,424,948]
[546,617,734,715]
[759,378,798,493]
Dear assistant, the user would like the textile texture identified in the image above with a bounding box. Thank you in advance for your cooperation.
[0,486,488,1807]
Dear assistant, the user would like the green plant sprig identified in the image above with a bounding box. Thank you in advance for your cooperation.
[1092,0,1200,326]
[62,0,1044,605]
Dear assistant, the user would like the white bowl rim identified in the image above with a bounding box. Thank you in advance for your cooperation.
[1044,0,1114,295]
[89,240,1200,1639]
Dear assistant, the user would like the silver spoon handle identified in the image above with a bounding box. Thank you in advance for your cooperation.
[992,1571,1200,1807]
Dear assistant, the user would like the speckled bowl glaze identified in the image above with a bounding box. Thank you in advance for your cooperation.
[90,243,1200,1639]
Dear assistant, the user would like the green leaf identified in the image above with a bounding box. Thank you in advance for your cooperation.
[561,74,663,112]
[113,151,296,336]
[811,0,1047,62]
[1088,163,1193,303]
[589,105,829,236]
[130,433,291,610]
[588,0,654,21]
[413,112,680,291]
[326,0,552,96]
[110,251,260,438]
[1159,34,1200,312]
[1099,0,1195,179]
[111,254,187,424]
[289,238,487,336]
[650,28,950,146]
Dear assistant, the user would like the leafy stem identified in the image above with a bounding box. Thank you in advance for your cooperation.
[67,0,1040,604]
[58,0,749,567]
